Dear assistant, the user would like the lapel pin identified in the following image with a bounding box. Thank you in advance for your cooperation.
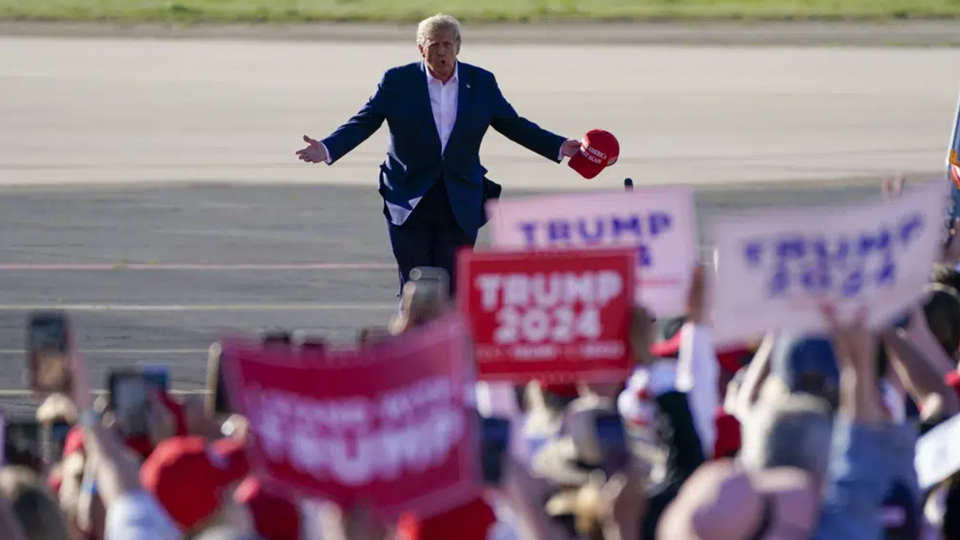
[466,83,471,89]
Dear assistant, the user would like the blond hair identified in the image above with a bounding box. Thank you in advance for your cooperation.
[416,14,462,46]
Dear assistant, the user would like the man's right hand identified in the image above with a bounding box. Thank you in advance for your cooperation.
[296,135,328,164]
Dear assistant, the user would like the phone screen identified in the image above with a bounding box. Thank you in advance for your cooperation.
[595,413,630,473]
[42,420,72,463]
[480,417,511,485]
[5,421,42,471]
[409,267,450,300]
[111,375,150,436]
[27,314,71,393]
[29,317,68,352]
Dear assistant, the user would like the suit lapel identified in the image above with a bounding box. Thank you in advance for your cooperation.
[445,63,470,157]
[416,61,442,153]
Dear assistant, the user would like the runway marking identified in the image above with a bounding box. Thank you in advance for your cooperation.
[0,349,207,355]
[0,263,395,271]
[0,389,208,397]
[0,303,397,312]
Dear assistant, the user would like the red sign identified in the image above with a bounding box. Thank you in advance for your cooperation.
[457,248,636,383]
[220,314,479,519]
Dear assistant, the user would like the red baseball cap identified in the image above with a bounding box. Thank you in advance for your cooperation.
[396,497,496,540]
[946,370,960,401]
[140,436,250,531]
[568,129,620,180]
[713,408,742,459]
[234,477,301,540]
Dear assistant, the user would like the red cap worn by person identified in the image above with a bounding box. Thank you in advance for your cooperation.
[396,497,497,540]
[945,370,960,403]
[140,436,250,531]
[234,477,301,540]
[568,129,620,180]
[713,408,742,459]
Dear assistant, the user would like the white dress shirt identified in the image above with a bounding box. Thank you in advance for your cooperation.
[426,63,459,153]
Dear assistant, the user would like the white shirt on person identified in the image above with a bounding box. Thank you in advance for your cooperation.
[425,62,459,153]
[105,490,181,540]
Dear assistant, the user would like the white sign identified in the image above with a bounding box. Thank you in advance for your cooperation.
[916,411,960,490]
[711,180,948,345]
[486,186,698,315]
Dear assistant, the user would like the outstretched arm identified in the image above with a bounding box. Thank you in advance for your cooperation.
[489,74,572,162]
[298,73,389,165]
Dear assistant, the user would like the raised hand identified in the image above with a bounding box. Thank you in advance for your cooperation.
[296,135,328,164]
[820,302,884,425]
[560,138,581,158]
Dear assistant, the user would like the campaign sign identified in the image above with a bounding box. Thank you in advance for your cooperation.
[458,248,635,384]
[220,314,479,519]
[712,180,949,345]
[916,411,960,490]
[486,186,697,316]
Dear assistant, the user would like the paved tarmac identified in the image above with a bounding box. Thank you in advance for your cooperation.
[2,37,956,189]
[0,35,956,413]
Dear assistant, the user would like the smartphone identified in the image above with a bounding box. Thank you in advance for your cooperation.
[41,420,72,464]
[480,417,511,485]
[409,266,450,300]
[594,412,630,474]
[107,371,151,436]
[4,420,42,471]
[26,311,72,393]
[261,330,292,348]
[206,343,231,416]
[140,364,170,394]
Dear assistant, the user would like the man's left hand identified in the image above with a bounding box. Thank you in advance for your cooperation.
[560,139,581,158]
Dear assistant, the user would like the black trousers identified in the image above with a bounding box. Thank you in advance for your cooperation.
[386,179,476,298]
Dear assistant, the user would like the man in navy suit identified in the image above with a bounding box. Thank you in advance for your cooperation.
[297,14,580,296]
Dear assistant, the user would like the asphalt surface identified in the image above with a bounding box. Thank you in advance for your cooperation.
[0,34,956,414]
[2,38,956,189]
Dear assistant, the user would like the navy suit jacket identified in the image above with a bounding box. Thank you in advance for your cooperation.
[321,61,566,238]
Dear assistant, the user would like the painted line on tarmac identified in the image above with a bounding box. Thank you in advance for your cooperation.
[0,389,208,397]
[0,303,397,312]
[0,349,207,355]
[0,263,395,271]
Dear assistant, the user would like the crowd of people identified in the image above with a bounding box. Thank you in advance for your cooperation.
[3,177,960,540]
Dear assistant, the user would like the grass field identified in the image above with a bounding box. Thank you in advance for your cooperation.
[1,0,959,23]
